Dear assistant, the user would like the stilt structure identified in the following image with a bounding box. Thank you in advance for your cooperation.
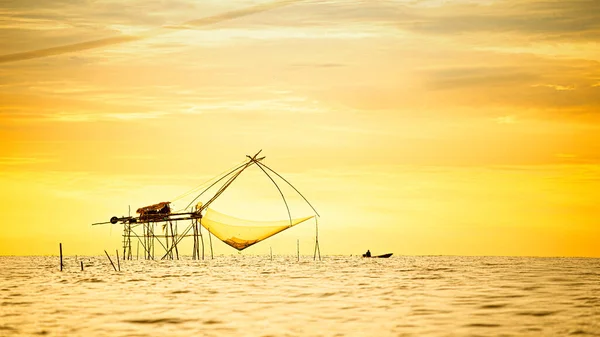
[92,151,320,260]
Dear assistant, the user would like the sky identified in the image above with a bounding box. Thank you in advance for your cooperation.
[0,0,598,257]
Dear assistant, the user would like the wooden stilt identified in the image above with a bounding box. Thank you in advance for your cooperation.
[127,206,132,260]
[104,250,117,272]
[128,224,132,260]
[122,224,127,261]
[199,220,205,260]
[297,239,300,262]
[165,222,170,260]
[208,228,213,259]
[59,243,63,271]
[192,221,197,260]
[314,218,321,261]
[151,223,155,260]
[80,261,84,271]
[145,223,149,260]
[116,249,121,271]
[143,224,148,260]
[270,247,273,261]
[171,221,179,260]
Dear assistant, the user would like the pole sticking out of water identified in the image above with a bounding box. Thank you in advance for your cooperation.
[136,241,139,260]
[270,247,273,261]
[208,229,214,260]
[297,239,299,262]
[104,250,117,272]
[59,243,63,271]
[116,250,121,271]
[313,217,321,261]
[80,261,84,271]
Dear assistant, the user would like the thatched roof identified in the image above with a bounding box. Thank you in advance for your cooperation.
[136,202,171,215]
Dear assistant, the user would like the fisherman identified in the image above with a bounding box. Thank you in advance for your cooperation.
[365,249,371,257]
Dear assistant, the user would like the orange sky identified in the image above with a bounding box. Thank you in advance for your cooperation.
[0,0,598,257]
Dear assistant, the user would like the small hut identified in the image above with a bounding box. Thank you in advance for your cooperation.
[137,202,171,222]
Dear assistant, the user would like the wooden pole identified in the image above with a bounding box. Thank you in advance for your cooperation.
[104,250,117,272]
[270,247,273,261]
[80,260,84,271]
[151,223,155,260]
[59,243,63,271]
[165,222,170,260]
[208,229,214,259]
[136,241,139,260]
[314,218,321,261]
[192,221,197,260]
[171,221,179,260]
[200,220,205,260]
[159,153,263,261]
[116,249,121,271]
[297,239,299,262]
[197,223,201,260]
[123,225,127,261]
[143,224,147,260]
[128,224,132,260]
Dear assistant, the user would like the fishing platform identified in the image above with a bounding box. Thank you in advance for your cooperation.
[92,151,321,261]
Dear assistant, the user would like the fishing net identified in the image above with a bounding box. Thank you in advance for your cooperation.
[201,208,314,250]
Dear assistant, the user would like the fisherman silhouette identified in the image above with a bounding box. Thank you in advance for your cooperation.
[364,250,371,257]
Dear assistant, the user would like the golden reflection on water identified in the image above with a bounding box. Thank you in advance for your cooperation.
[1,256,599,336]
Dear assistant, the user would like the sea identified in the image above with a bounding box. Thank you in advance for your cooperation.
[1,255,598,336]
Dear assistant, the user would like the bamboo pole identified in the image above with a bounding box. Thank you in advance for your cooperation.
[143,224,148,260]
[104,250,117,272]
[184,161,253,210]
[136,241,139,260]
[145,223,150,260]
[116,250,121,271]
[151,223,155,260]
[208,228,213,259]
[314,218,321,261]
[171,221,179,260]
[270,247,273,261]
[192,220,197,260]
[128,224,132,260]
[80,261,84,271]
[59,243,63,271]
[160,154,262,260]
[254,161,292,227]
[256,161,320,217]
[165,222,170,260]
[297,239,299,262]
[199,220,204,260]
[123,225,127,261]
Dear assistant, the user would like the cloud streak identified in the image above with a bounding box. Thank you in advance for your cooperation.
[0,0,302,64]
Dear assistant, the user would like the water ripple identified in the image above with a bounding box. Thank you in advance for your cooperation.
[0,255,597,336]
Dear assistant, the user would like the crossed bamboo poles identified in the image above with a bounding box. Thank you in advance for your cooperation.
[93,151,320,260]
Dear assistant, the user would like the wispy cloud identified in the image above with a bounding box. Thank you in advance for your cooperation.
[0,0,303,63]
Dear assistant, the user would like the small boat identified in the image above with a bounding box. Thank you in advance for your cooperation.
[362,253,393,258]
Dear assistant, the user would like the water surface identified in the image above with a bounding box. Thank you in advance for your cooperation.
[1,256,598,336]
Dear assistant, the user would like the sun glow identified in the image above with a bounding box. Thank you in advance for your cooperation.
[0,0,599,257]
